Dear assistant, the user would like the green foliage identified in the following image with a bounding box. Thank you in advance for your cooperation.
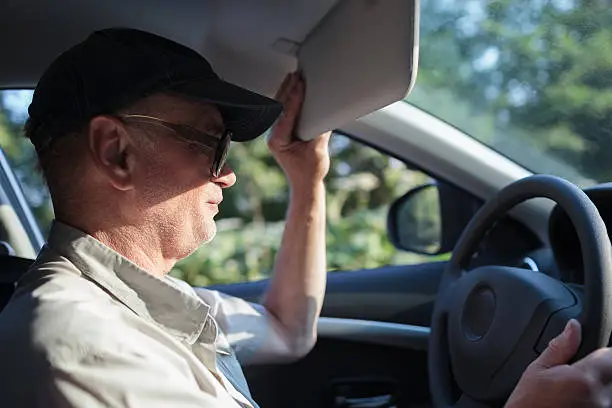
[411,0,612,186]
[172,220,284,286]
[172,206,437,287]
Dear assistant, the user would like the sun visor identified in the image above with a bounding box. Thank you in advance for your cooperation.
[296,0,420,141]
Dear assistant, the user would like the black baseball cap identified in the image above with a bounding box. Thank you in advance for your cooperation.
[27,28,283,149]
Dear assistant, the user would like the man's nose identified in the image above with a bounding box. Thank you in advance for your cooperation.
[212,164,236,188]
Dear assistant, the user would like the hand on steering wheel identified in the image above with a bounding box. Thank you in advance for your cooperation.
[506,318,612,407]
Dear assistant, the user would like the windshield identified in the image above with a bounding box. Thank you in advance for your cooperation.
[406,0,612,187]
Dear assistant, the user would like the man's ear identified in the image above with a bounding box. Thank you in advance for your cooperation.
[88,116,134,191]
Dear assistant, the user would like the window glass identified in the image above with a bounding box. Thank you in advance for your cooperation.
[0,90,53,236]
[408,0,612,187]
[171,132,445,286]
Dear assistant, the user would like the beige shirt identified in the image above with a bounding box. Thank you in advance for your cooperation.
[0,221,311,408]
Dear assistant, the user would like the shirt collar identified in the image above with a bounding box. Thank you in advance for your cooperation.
[44,220,216,345]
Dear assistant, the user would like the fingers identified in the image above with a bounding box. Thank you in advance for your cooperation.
[575,348,612,385]
[270,72,305,144]
[533,319,582,369]
[319,131,332,143]
[275,72,301,105]
[274,73,293,101]
[284,75,305,122]
[313,131,332,149]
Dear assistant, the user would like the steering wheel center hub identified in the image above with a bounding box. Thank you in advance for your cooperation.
[445,265,578,402]
[462,286,495,341]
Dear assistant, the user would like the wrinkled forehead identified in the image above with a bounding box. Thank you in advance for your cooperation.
[127,92,225,134]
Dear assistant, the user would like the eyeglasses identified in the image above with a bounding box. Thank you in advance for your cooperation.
[117,114,232,178]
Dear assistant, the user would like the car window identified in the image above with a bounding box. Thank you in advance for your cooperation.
[0,90,447,286]
[171,132,447,286]
[0,91,53,237]
[407,0,612,188]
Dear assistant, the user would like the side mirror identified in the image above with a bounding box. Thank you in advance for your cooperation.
[388,182,482,255]
[387,183,442,255]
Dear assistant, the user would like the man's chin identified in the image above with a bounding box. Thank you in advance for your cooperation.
[199,221,217,245]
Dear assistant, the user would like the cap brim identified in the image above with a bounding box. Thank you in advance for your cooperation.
[170,79,283,142]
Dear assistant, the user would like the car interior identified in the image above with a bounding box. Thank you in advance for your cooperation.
[1,1,611,408]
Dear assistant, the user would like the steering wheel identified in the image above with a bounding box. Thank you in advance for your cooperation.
[429,175,612,407]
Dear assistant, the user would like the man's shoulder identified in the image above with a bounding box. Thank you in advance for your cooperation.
[8,246,113,316]
[0,251,130,366]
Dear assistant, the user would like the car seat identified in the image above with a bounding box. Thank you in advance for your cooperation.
[0,247,33,311]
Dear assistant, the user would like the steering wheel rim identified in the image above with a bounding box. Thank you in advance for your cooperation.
[429,174,612,408]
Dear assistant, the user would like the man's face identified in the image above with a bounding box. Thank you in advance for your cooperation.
[124,94,236,257]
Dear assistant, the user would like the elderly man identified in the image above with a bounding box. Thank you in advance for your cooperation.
[0,27,611,408]
[0,28,328,408]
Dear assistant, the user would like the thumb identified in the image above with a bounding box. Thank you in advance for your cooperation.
[533,319,582,369]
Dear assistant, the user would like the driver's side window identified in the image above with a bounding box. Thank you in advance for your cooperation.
[173,132,451,285]
[324,133,447,271]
